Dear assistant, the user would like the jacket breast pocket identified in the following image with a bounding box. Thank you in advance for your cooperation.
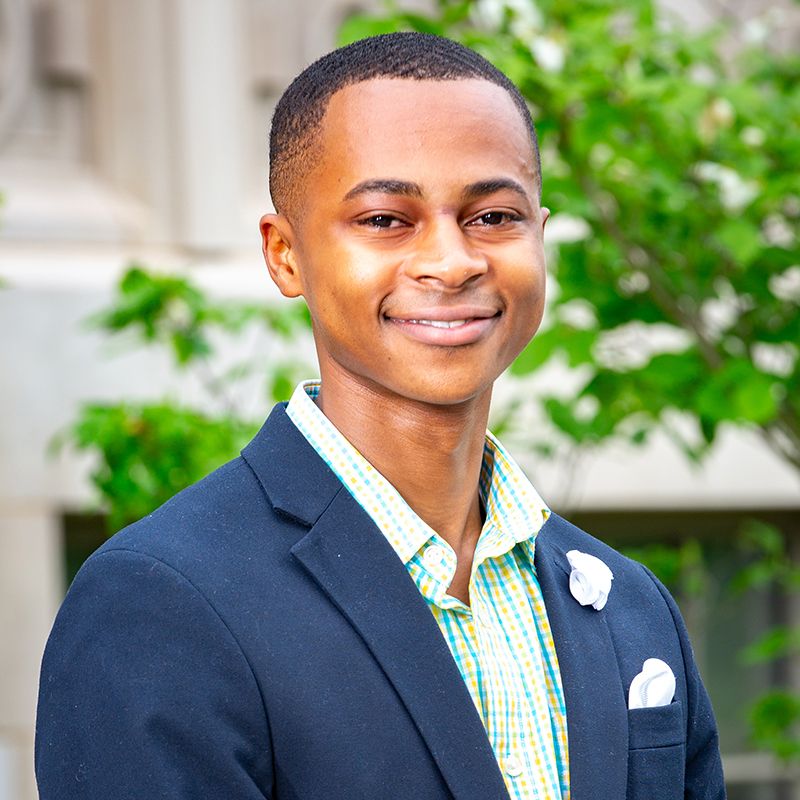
[627,701,686,800]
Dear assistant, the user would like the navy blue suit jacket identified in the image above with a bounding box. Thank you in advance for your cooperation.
[36,404,724,799]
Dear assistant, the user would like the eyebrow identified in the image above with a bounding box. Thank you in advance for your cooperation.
[343,179,423,202]
[341,176,532,204]
[461,178,530,202]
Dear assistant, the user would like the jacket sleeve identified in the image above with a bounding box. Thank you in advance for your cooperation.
[35,548,274,799]
[642,565,726,800]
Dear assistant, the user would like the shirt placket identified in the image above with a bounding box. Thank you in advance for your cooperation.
[474,542,562,800]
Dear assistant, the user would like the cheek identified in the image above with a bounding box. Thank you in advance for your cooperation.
[308,291,357,344]
[503,259,546,355]
[514,258,547,317]
[303,235,383,296]
[530,270,547,327]
[297,247,357,314]
[301,259,378,354]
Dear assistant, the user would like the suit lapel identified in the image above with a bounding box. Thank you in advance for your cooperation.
[292,488,510,800]
[535,517,628,800]
[242,406,509,800]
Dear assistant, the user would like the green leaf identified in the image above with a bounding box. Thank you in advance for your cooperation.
[713,218,763,268]
[695,359,779,425]
[749,691,800,760]
[337,14,407,46]
[65,402,259,531]
[742,627,800,664]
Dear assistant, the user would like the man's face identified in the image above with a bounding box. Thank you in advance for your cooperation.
[264,77,548,407]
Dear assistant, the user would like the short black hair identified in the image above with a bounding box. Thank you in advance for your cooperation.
[268,31,540,217]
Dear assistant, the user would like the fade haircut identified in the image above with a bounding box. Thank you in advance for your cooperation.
[268,31,541,217]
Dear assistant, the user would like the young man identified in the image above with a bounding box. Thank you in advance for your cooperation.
[36,33,724,800]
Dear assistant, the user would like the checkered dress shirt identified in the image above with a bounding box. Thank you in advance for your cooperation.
[287,381,570,799]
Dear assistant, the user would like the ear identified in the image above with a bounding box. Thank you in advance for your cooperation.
[260,213,304,298]
[540,206,550,231]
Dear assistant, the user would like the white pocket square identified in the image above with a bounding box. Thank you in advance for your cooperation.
[628,658,676,709]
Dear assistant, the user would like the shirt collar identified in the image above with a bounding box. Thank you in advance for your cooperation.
[286,380,549,564]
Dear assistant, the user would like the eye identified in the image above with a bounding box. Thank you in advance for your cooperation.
[357,214,405,229]
[469,211,523,226]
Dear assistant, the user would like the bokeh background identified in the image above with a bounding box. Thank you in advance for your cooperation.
[1,1,799,798]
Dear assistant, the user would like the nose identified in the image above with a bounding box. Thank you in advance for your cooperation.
[404,217,489,287]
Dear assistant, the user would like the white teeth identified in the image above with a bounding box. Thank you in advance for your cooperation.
[407,319,469,328]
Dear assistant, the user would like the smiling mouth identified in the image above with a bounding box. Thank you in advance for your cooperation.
[404,319,470,328]
[384,311,500,346]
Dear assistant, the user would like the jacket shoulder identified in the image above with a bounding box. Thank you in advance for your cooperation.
[86,449,305,597]
[541,512,654,587]
[96,457,258,550]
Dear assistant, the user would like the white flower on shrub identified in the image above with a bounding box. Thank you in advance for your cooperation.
[692,161,758,212]
[762,214,795,249]
[768,265,800,302]
[529,36,564,72]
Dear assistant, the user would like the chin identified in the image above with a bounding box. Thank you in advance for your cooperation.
[389,375,495,408]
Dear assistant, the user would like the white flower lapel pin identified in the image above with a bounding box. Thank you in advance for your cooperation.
[566,550,613,611]
[628,658,676,709]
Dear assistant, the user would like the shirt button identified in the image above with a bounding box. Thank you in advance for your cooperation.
[505,756,523,778]
[423,545,444,568]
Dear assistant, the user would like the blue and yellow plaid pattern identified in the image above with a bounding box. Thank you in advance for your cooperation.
[287,381,570,799]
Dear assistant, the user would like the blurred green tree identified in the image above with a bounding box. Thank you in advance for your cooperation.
[60,265,311,532]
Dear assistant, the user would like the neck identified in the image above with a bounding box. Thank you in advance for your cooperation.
[315,368,491,557]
